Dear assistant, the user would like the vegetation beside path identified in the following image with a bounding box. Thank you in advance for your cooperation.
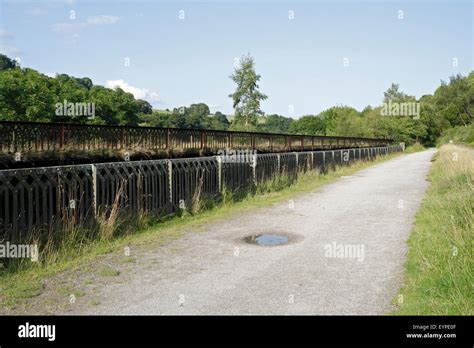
[393,144,473,315]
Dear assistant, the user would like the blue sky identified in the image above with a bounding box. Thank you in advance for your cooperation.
[0,0,472,117]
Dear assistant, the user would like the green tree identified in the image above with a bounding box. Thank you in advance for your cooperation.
[208,111,230,130]
[258,114,293,133]
[186,103,210,129]
[0,54,18,70]
[383,83,416,103]
[229,54,267,131]
[288,115,326,135]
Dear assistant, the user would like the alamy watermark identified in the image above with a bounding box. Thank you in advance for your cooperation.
[380,100,420,119]
[324,242,365,262]
[0,241,39,261]
[55,99,95,119]
[217,149,257,165]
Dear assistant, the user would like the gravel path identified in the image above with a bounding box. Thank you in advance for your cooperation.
[68,149,436,315]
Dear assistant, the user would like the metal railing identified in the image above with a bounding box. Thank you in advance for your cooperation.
[0,120,392,154]
[0,144,403,244]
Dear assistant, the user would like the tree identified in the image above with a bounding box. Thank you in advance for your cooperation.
[288,115,325,135]
[383,83,415,103]
[229,54,267,131]
[140,110,173,127]
[208,111,230,130]
[258,114,293,133]
[0,54,18,70]
[186,103,210,129]
[0,54,151,125]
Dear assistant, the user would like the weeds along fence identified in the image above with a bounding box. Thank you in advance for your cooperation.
[0,145,403,244]
[0,120,392,154]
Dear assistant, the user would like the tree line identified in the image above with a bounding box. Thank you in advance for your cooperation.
[0,53,472,146]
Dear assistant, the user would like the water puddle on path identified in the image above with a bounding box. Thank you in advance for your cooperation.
[243,234,289,246]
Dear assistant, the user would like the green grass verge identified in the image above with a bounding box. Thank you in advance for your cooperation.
[392,144,473,315]
[0,147,416,310]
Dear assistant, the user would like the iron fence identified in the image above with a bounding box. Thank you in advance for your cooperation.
[0,145,403,244]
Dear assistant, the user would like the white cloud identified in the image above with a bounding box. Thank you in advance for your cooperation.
[52,14,120,32]
[106,79,160,103]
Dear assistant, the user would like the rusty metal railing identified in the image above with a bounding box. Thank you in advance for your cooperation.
[0,120,392,154]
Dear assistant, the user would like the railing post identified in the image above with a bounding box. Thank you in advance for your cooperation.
[167,159,173,211]
[252,153,257,185]
[11,128,15,153]
[216,155,222,193]
[91,164,98,218]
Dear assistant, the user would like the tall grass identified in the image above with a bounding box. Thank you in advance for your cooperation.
[393,145,473,315]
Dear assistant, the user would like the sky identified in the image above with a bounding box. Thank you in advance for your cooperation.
[0,0,472,117]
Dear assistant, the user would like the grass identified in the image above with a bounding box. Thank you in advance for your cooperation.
[0,146,416,311]
[98,266,120,277]
[392,144,473,315]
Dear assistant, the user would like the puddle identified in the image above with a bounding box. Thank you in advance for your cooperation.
[243,234,289,246]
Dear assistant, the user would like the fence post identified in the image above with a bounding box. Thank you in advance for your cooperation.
[277,153,281,173]
[91,164,98,218]
[11,128,15,153]
[216,155,222,193]
[322,151,325,171]
[295,152,298,170]
[167,160,173,210]
[252,153,257,184]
